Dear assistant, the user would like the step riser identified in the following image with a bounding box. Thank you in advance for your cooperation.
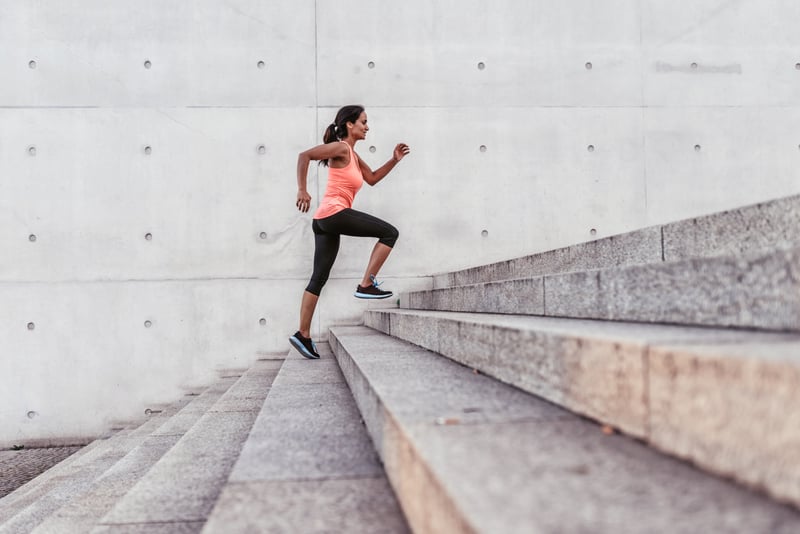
[332,325,800,532]
[435,194,800,289]
[365,309,800,508]
[411,247,800,332]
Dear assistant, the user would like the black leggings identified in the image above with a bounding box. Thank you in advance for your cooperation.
[305,208,399,296]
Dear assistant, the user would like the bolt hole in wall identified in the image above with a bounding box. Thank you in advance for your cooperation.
[585,62,592,70]
[28,146,36,156]
[28,234,37,242]
[257,61,265,69]
[590,228,597,236]
[144,320,152,328]
[27,411,38,420]
[477,61,485,70]
[479,145,487,152]
[587,145,595,152]
[369,146,376,153]
[28,60,37,69]
[481,230,489,238]
[694,144,702,152]
[259,232,267,239]
[144,60,152,69]
[27,322,35,331]
[257,145,266,154]
[145,233,153,241]
[259,318,267,326]
[144,146,152,155]
[368,61,375,69]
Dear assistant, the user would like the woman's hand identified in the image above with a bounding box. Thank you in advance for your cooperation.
[296,190,312,213]
[393,143,410,162]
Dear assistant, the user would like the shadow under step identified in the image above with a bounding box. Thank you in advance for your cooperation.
[365,308,800,509]
[410,245,800,332]
[202,343,409,534]
[331,325,800,534]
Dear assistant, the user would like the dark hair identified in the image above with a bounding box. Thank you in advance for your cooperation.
[320,105,364,166]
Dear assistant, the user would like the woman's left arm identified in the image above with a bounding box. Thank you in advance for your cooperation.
[358,143,411,186]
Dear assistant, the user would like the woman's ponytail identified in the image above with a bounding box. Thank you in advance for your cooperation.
[323,123,338,144]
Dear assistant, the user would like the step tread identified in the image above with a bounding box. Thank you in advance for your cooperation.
[31,363,281,534]
[364,309,800,508]
[331,325,800,533]
[202,344,409,534]
[414,245,800,332]
[434,194,800,289]
[93,362,281,531]
[1,380,237,533]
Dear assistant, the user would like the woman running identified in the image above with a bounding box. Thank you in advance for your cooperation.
[290,105,410,359]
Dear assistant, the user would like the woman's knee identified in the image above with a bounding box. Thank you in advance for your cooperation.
[379,224,399,248]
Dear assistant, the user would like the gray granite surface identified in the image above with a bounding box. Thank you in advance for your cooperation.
[411,245,800,332]
[362,310,800,509]
[96,365,276,529]
[433,194,800,290]
[331,325,800,533]
[664,193,800,261]
[202,344,408,533]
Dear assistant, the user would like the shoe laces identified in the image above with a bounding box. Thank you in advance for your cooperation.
[369,274,383,288]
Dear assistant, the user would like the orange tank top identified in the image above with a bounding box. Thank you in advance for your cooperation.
[314,142,364,219]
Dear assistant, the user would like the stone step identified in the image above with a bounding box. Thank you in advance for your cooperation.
[90,362,281,533]
[434,193,800,289]
[408,245,800,332]
[330,325,800,533]
[364,309,800,509]
[0,378,235,533]
[30,361,281,534]
[203,344,409,533]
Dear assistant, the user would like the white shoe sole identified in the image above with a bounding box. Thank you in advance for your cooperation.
[354,291,393,299]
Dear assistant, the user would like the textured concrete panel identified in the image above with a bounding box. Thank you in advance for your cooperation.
[644,108,800,225]
[663,194,800,261]
[203,479,410,534]
[0,1,316,107]
[0,280,289,445]
[0,108,318,281]
[319,0,643,107]
[648,341,800,507]
[642,2,800,106]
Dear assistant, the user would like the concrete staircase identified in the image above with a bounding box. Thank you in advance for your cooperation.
[336,193,800,532]
[2,193,799,533]
[0,352,409,533]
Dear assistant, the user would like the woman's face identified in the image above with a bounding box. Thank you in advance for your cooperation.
[348,112,369,140]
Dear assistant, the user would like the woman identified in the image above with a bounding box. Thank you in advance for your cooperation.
[290,105,410,359]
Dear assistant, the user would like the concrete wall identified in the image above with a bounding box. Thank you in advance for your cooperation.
[1,0,798,445]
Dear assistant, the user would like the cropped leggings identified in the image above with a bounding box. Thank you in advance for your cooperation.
[306,208,399,296]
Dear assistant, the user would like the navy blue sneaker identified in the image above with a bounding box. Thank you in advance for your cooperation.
[289,331,320,359]
[355,275,393,300]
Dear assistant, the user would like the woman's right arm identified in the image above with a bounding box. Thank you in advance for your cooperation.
[296,142,348,213]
